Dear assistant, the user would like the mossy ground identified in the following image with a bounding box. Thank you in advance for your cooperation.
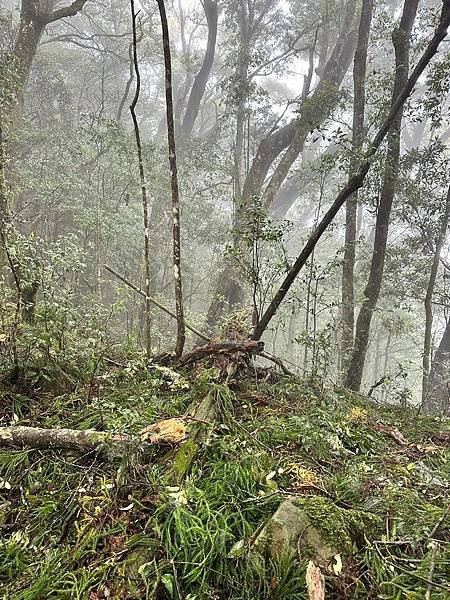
[0,364,449,599]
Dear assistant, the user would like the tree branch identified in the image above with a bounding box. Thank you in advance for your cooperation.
[44,0,90,24]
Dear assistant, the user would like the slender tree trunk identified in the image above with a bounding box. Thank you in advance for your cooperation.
[345,0,419,392]
[156,0,185,357]
[129,0,152,354]
[341,0,374,376]
[250,3,450,342]
[422,183,450,404]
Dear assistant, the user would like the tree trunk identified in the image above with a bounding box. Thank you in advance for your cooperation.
[260,0,358,211]
[130,0,152,354]
[345,0,419,392]
[0,426,130,452]
[156,0,186,357]
[341,0,374,376]
[425,318,450,414]
[206,1,359,327]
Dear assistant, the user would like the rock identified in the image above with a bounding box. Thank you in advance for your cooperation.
[253,498,338,561]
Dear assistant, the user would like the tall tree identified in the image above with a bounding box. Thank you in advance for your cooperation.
[341,0,374,375]
[206,0,359,328]
[345,0,420,391]
[8,0,89,123]
[156,0,186,357]
[129,0,152,354]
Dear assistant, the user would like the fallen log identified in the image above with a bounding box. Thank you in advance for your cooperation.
[105,264,295,376]
[0,426,131,452]
[0,417,189,453]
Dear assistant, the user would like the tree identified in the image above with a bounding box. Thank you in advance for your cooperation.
[206,0,359,327]
[8,0,90,123]
[345,0,419,392]
[422,183,450,410]
[181,0,218,138]
[156,0,186,357]
[340,0,374,375]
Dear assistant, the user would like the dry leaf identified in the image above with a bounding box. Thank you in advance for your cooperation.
[140,418,187,444]
[306,561,325,600]
[372,423,409,446]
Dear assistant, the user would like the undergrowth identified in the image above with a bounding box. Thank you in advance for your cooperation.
[0,365,449,599]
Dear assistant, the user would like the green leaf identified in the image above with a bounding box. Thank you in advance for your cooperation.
[161,573,174,598]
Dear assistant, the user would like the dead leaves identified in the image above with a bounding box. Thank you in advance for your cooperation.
[140,418,187,444]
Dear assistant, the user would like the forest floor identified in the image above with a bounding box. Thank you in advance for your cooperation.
[0,360,449,599]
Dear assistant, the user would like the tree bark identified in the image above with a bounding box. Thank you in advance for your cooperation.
[250,2,450,342]
[346,0,419,392]
[341,0,373,376]
[181,0,218,137]
[156,0,186,358]
[421,184,450,405]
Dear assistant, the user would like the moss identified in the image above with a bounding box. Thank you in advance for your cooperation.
[166,439,199,483]
[294,496,382,555]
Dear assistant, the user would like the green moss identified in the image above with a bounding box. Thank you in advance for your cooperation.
[167,439,199,483]
[294,496,382,555]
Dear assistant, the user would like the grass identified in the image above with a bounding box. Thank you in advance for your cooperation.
[0,365,449,599]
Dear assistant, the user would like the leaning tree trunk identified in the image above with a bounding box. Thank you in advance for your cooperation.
[259,0,357,212]
[421,183,450,405]
[181,0,218,137]
[341,0,374,376]
[345,0,419,392]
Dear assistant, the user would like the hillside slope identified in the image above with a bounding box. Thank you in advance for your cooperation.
[0,365,449,599]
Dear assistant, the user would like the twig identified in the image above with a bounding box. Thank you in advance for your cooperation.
[368,375,388,397]
[104,264,208,341]
[425,542,438,600]
[428,502,450,539]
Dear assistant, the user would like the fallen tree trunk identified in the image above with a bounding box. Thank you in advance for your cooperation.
[0,426,131,452]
